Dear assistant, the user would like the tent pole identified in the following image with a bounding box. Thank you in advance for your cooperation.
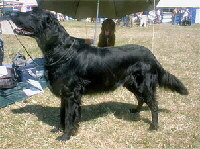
[151,0,156,52]
[93,0,99,45]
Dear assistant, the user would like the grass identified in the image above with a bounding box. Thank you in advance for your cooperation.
[0,21,200,149]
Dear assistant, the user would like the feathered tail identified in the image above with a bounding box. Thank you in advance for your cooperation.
[158,70,189,95]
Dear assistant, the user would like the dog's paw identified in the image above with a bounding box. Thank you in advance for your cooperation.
[56,134,71,141]
[149,124,159,131]
[51,127,63,133]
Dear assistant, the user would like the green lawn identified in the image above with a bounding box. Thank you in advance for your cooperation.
[0,21,199,149]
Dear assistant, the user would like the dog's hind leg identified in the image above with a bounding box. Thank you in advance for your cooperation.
[129,94,144,113]
[124,67,159,130]
[124,81,145,114]
[145,89,158,130]
[57,85,82,141]
[144,74,159,130]
[124,71,145,113]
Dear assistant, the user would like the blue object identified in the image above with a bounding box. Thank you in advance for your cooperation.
[0,58,47,108]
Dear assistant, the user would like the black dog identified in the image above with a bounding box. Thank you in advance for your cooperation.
[11,8,188,141]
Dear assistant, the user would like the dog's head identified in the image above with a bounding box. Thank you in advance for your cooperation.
[101,19,115,36]
[11,8,58,37]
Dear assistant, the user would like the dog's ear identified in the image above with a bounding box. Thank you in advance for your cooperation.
[46,13,57,24]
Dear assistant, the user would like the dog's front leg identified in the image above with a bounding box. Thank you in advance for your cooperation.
[60,97,66,130]
[57,86,82,141]
[57,95,78,141]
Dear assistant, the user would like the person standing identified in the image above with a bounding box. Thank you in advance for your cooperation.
[183,9,190,21]
[140,11,148,27]
[172,8,178,25]
[122,16,127,27]
[156,9,161,24]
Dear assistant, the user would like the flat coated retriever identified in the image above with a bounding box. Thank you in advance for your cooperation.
[11,8,188,141]
[98,19,115,47]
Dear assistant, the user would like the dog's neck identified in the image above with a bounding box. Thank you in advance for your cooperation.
[36,24,74,55]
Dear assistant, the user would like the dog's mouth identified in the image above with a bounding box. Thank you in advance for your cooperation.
[10,12,35,36]
[13,27,34,36]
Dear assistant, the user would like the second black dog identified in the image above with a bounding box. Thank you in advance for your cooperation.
[11,8,188,141]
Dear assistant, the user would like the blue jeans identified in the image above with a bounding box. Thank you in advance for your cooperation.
[172,15,177,25]
[122,16,127,26]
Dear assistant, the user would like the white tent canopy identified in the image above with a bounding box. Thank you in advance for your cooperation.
[157,0,200,8]
[2,0,37,6]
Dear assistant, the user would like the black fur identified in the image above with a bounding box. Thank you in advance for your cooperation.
[11,8,188,141]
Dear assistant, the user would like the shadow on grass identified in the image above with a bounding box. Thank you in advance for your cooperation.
[12,101,170,128]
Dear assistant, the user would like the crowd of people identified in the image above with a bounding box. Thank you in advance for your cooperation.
[116,8,191,27]
[172,8,191,25]
[50,8,192,28]
[116,9,162,28]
